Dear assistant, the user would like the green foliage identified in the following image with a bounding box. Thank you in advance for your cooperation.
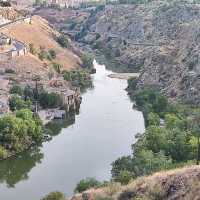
[75,177,101,193]
[111,156,133,178]
[10,85,23,96]
[9,95,32,111]
[147,112,160,126]
[114,170,133,185]
[112,87,200,181]
[57,35,69,48]
[24,85,34,101]
[41,191,65,200]
[63,69,92,90]
[132,150,172,177]
[127,77,138,91]
[0,145,8,159]
[81,53,93,69]
[39,92,62,109]
[49,49,56,59]
[52,63,62,74]
[0,110,43,157]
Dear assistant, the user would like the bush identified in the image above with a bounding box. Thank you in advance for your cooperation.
[81,54,93,69]
[41,191,65,200]
[52,63,62,74]
[10,85,23,96]
[114,170,133,185]
[57,35,69,48]
[75,178,101,193]
[63,69,92,90]
[39,92,62,109]
[49,49,56,59]
[0,111,43,155]
[9,95,32,111]
[0,146,8,159]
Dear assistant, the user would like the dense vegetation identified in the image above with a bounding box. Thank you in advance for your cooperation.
[75,178,101,193]
[41,191,65,200]
[63,69,92,90]
[111,86,200,181]
[0,109,43,159]
[10,84,63,110]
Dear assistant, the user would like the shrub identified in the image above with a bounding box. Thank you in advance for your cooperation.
[0,146,8,159]
[41,191,65,200]
[81,53,93,69]
[39,92,62,109]
[10,85,23,96]
[49,49,56,59]
[9,95,32,111]
[75,178,101,193]
[114,170,133,185]
[57,35,69,48]
[52,63,62,74]
[63,69,92,90]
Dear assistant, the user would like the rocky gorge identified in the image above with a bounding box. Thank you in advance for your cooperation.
[36,0,200,105]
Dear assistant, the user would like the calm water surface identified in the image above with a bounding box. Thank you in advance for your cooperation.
[0,61,144,200]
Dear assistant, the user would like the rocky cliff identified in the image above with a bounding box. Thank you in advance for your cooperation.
[70,1,200,104]
[35,1,200,104]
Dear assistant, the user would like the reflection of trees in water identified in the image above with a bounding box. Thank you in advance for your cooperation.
[0,147,43,188]
[0,112,77,187]
[46,112,76,136]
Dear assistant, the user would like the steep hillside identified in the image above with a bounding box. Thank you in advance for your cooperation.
[44,1,200,104]
[71,165,200,200]
[1,15,81,70]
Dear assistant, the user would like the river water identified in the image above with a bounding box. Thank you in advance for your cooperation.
[0,61,144,200]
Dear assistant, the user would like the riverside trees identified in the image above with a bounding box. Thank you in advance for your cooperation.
[111,87,200,181]
[0,109,43,159]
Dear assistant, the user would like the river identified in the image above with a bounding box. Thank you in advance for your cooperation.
[0,60,144,200]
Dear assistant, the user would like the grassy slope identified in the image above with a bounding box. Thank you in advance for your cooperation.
[2,15,81,70]
[72,165,200,200]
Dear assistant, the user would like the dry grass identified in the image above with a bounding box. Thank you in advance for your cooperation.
[2,15,81,70]
[117,165,200,200]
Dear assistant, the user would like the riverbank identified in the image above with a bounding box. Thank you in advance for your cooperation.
[108,73,140,80]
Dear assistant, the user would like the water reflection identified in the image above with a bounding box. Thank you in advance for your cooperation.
[46,113,76,136]
[0,147,43,188]
[0,112,77,188]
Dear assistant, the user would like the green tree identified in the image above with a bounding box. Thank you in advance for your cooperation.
[9,95,32,111]
[132,150,172,176]
[57,35,69,48]
[147,112,160,126]
[81,54,93,69]
[114,170,133,185]
[39,92,62,109]
[10,85,23,96]
[49,49,56,59]
[75,178,101,193]
[41,192,65,200]
[145,126,167,153]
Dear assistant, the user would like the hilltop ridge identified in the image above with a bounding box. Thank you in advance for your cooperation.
[71,165,200,200]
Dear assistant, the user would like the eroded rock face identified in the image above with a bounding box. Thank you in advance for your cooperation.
[81,1,200,104]
[36,1,200,104]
